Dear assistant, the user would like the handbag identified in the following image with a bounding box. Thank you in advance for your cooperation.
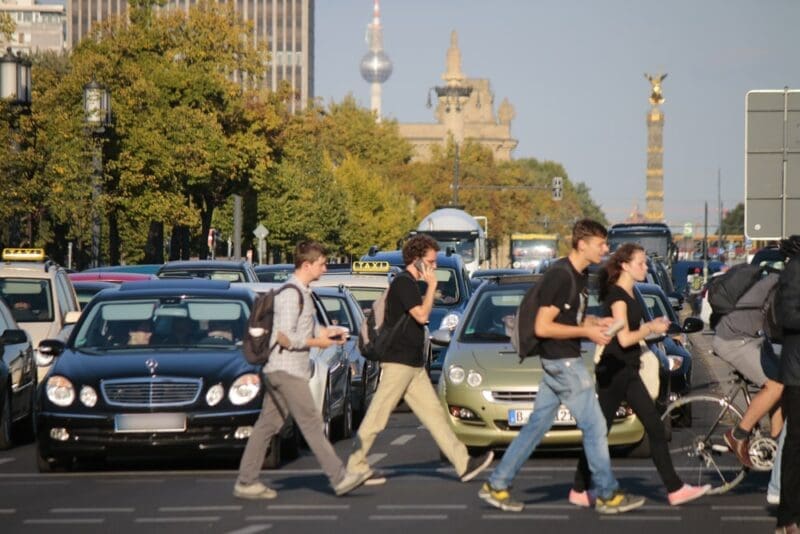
[638,339,660,400]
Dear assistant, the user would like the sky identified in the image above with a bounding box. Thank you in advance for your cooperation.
[315,0,800,233]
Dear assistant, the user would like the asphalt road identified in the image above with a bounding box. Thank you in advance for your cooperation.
[0,331,780,534]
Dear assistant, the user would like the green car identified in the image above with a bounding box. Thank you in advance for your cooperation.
[433,274,645,453]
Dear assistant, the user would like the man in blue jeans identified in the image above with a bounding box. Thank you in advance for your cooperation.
[478,219,646,514]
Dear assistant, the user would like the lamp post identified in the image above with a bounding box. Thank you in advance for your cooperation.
[83,79,111,268]
[1,47,32,246]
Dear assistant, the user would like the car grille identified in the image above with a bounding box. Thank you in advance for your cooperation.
[490,390,536,403]
[102,377,202,407]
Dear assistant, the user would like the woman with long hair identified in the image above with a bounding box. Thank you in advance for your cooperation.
[568,243,710,507]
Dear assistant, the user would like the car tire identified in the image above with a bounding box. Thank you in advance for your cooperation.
[0,392,12,450]
[262,435,281,469]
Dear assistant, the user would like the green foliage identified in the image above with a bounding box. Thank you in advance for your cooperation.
[0,12,14,41]
[721,202,744,235]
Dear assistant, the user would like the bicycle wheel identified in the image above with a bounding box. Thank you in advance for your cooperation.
[661,395,747,495]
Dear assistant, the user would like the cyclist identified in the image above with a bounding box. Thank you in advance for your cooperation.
[712,266,783,468]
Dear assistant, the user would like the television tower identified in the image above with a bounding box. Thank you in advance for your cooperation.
[359,0,393,122]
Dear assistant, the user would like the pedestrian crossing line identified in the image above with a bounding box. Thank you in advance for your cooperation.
[50,507,134,513]
[246,515,338,521]
[24,518,105,525]
[266,505,350,511]
[225,525,272,534]
[482,514,569,521]
[159,505,243,512]
[0,458,14,465]
[720,516,775,522]
[712,505,767,510]
[135,516,220,523]
[377,504,467,510]
[367,453,387,465]
[391,434,416,446]
[599,515,681,521]
[0,508,15,514]
[369,514,448,521]
[98,478,165,484]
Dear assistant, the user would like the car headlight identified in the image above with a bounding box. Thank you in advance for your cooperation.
[448,365,465,385]
[206,383,225,406]
[35,348,54,368]
[46,376,75,407]
[466,370,483,387]
[439,313,461,331]
[79,385,97,407]
[229,373,261,405]
[667,355,684,372]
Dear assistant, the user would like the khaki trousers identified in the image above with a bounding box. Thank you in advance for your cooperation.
[347,362,469,476]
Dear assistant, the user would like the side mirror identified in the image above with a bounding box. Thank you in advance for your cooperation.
[681,316,704,334]
[64,310,81,325]
[430,328,452,347]
[0,328,28,345]
[37,338,65,366]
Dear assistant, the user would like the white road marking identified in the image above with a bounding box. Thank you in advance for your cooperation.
[266,505,349,510]
[246,515,338,521]
[712,505,767,510]
[482,514,569,520]
[2,480,68,485]
[0,458,15,465]
[391,434,415,446]
[25,518,105,525]
[226,525,272,534]
[377,505,467,510]
[159,506,242,512]
[98,478,165,484]
[367,453,387,465]
[720,516,775,522]
[369,514,448,521]
[50,507,134,513]
[0,508,15,514]
[599,516,682,521]
[135,516,220,523]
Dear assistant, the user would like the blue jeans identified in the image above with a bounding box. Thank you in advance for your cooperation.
[488,357,619,499]
[769,423,787,497]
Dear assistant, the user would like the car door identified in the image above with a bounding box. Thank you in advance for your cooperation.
[311,293,349,418]
[0,301,34,419]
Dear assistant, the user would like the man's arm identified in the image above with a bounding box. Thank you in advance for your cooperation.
[408,269,437,324]
[534,305,611,345]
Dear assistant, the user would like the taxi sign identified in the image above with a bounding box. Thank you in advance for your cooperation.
[2,248,46,262]
[352,261,391,273]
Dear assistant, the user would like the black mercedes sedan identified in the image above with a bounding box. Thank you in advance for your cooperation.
[34,279,276,471]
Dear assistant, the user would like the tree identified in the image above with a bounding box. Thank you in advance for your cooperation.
[0,13,14,42]
[721,202,744,235]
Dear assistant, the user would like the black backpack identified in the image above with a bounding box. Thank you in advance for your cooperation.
[507,260,577,362]
[707,263,763,329]
[358,276,410,362]
[242,284,302,365]
[762,282,783,343]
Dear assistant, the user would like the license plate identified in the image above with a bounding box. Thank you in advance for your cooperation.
[115,413,187,433]
[507,406,575,427]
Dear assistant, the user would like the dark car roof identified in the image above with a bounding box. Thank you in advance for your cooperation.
[751,246,785,266]
[254,263,294,272]
[360,249,466,268]
[72,280,118,291]
[92,279,254,302]
[159,260,251,271]
[472,268,530,279]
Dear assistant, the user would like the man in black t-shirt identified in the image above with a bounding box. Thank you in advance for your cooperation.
[346,234,494,485]
[480,219,646,514]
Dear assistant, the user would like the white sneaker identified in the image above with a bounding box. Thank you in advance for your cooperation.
[767,492,780,505]
[233,481,278,500]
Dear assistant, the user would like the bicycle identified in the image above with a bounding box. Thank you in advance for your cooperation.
[660,367,779,495]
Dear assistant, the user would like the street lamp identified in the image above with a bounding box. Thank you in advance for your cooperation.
[0,47,32,105]
[83,79,111,268]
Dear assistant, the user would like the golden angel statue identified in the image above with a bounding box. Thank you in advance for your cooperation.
[645,73,667,105]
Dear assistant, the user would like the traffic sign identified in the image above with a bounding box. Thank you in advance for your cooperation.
[745,89,800,239]
[683,222,693,237]
[253,224,269,240]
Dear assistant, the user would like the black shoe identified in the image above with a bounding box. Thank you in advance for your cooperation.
[460,450,494,482]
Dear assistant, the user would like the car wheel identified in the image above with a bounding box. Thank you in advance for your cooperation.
[0,392,12,450]
[262,435,281,469]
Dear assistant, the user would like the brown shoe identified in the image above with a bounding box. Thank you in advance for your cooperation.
[723,428,752,468]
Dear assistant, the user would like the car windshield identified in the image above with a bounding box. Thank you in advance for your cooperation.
[346,287,386,315]
[159,269,245,282]
[419,268,461,306]
[256,270,291,283]
[435,239,475,262]
[460,288,525,342]
[73,298,250,352]
[609,235,669,259]
[0,278,54,323]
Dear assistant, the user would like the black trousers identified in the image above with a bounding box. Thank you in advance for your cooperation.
[574,357,682,493]
[778,385,800,527]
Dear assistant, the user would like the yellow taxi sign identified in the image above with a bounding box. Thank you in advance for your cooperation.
[352,261,391,273]
[2,248,46,262]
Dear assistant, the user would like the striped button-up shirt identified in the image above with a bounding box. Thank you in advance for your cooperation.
[264,276,320,379]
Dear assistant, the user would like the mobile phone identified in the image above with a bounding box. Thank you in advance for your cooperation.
[604,319,625,337]
[414,259,426,275]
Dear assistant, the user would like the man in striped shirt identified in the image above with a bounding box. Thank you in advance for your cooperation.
[234,241,372,499]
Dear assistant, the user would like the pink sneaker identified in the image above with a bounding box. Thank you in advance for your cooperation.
[668,483,711,506]
[568,489,596,508]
